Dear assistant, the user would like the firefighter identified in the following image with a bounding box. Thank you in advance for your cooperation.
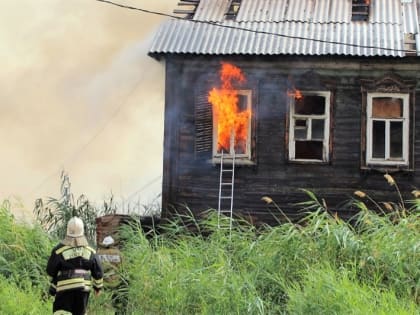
[97,235,128,315]
[47,216,104,315]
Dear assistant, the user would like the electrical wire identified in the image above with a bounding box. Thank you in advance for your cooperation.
[30,0,415,197]
[95,0,414,54]
[125,174,162,201]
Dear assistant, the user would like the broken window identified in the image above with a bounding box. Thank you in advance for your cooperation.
[352,0,370,22]
[212,89,252,159]
[366,93,409,165]
[288,92,331,162]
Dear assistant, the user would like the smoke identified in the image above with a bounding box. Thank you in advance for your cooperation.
[0,0,178,219]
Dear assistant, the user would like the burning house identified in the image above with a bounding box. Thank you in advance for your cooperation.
[149,0,420,224]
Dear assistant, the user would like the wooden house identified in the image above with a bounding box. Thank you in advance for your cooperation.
[149,0,420,224]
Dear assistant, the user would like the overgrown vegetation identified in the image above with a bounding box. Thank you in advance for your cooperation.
[33,171,106,244]
[1,174,419,314]
[33,171,161,245]
[118,192,419,314]
[0,200,52,314]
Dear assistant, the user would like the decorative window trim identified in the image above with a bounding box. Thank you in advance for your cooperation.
[360,74,416,172]
[366,93,409,166]
[288,91,331,163]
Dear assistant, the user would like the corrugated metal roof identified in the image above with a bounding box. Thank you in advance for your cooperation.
[149,0,420,57]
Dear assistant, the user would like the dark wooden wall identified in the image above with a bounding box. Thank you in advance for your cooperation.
[161,55,420,225]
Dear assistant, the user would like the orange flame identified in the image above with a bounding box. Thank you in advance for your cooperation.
[208,63,249,154]
[287,88,303,100]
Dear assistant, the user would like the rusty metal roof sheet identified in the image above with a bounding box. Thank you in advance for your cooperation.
[149,0,420,57]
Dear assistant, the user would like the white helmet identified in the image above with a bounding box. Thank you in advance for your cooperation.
[102,236,115,246]
[66,217,84,237]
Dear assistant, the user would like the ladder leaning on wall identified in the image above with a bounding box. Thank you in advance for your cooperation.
[217,151,235,233]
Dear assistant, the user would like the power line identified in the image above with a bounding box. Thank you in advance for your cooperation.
[95,0,413,54]
[125,174,162,201]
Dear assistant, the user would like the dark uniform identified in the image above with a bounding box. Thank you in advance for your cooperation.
[47,243,104,315]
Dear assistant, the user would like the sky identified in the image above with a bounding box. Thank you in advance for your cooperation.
[0,0,178,220]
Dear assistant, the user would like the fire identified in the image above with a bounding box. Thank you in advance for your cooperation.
[208,62,250,154]
[287,75,303,100]
[288,88,303,100]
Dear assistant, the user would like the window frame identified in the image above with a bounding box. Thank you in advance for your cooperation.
[212,89,253,161]
[366,92,410,166]
[288,91,331,163]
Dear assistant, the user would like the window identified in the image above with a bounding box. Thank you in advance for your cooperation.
[352,0,370,22]
[288,91,331,162]
[213,90,252,159]
[173,0,200,19]
[404,33,417,56]
[366,93,409,166]
[195,63,255,164]
[225,0,242,20]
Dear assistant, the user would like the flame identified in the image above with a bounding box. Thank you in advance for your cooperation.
[208,63,249,154]
[287,88,303,100]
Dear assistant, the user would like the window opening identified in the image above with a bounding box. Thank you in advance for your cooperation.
[225,0,242,20]
[366,93,409,165]
[173,0,200,19]
[352,0,370,22]
[212,90,251,157]
[208,63,252,161]
[404,33,417,56]
[289,91,331,162]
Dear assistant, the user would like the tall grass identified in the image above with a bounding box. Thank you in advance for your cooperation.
[0,200,53,314]
[353,203,419,303]
[286,264,418,315]
[118,198,418,314]
[0,275,50,315]
[1,173,419,314]
[33,171,102,244]
[0,199,116,314]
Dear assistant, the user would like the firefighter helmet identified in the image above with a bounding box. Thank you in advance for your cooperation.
[102,236,115,247]
[66,217,84,237]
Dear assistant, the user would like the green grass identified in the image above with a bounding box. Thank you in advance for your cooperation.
[1,184,419,314]
[286,264,418,315]
[0,275,51,315]
[118,206,419,314]
[0,200,53,314]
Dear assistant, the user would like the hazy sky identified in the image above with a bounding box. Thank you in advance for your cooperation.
[0,0,178,219]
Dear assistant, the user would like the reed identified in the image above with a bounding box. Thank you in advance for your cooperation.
[1,174,419,314]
